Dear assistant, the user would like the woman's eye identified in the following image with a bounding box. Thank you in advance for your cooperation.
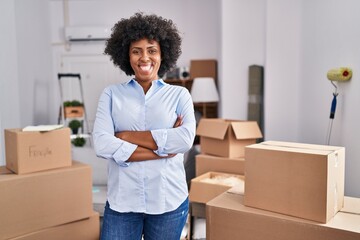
[149,49,157,54]
[131,49,141,55]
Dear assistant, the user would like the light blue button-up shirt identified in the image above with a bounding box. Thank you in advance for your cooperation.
[92,78,196,214]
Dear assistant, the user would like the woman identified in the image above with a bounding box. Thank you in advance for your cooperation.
[92,12,196,240]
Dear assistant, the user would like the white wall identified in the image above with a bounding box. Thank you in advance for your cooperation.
[15,0,53,127]
[220,0,266,119]
[299,0,360,197]
[264,0,302,141]
[0,0,21,166]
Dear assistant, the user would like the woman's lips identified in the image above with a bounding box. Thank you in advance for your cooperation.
[139,64,153,74]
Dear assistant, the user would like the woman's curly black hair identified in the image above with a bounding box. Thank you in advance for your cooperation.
[104,12,182,77]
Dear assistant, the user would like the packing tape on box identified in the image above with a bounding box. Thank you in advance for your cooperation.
[260,142,342,154]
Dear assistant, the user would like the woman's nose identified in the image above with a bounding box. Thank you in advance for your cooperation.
[140,52,150,61]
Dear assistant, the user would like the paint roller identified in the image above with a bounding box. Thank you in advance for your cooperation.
[327,67,352,82]
[325,67,352,145]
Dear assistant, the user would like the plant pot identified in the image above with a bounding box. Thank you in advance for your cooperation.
[64,106,84,118]
[72,128,79,135]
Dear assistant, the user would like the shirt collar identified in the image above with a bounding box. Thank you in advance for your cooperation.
[154,79,166,86]
[126,78,165,87]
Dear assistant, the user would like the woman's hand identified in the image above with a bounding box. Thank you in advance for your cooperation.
[173,115,183,128]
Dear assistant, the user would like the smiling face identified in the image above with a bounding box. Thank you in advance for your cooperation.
[129,38,161,85]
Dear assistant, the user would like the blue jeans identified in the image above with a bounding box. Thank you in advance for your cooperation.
[101,197,189,240]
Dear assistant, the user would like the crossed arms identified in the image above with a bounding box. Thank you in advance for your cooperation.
[115,116,182,162]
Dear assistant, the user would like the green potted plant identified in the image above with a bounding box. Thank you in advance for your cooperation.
[68,119,82,134]
[70,100,83,106]
[71,136,86,147]
[63,101,72,107]
[63,100,84,118]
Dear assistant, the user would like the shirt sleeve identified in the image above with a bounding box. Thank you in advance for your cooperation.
[151,129,168,157]
[92,87,137,167]
[151,89,196,155]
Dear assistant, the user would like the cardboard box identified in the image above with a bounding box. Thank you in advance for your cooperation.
[64,106,84,118]
[196,119,262,158]
[5,128,71,174]
[244,141,345,223]
[11,212,100,240]
[196,154,245,176]
[0,161,93,240]
[207,192,360,240]
[189,171,244,204]
[190,59,217,80]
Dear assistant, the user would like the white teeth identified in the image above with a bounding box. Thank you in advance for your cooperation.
[140,65,151,71]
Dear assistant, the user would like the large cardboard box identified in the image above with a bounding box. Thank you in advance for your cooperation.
[189,171,244,204]
[0,161,93,240]
[207,192,360,240]
[5,128,71,174]
[11,212,100,240]
[244,141,345,223]
[196,154,245,176]
[196,119,262,158]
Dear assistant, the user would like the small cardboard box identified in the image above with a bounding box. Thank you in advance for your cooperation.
[11,212,100,240]
[0,161,93,240]
[5,127,71,174]
[64,106,84,118]
[189,171,244,204]
[196,154,245,177]
[207,192,360,240]
[244,141,345,223]
[196,119,262,158]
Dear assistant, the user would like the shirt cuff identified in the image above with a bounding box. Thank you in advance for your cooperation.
[112,141,138,167]
[151,129,168,156]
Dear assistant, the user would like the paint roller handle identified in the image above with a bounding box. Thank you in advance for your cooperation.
[329,93,338,119]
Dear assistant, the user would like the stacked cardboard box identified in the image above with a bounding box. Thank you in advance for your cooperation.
[205,140,359,240]
[1,128,99,240]
[189,172,245,204]
[4,128,72,174]
[189,119,262,239]
[190,119,262,209]
[9,210,100,240]
[190,119,262,206]
[207,192,360,240]
[196,118,262,158]
[189,118,262,238]
[195,154,245,177]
